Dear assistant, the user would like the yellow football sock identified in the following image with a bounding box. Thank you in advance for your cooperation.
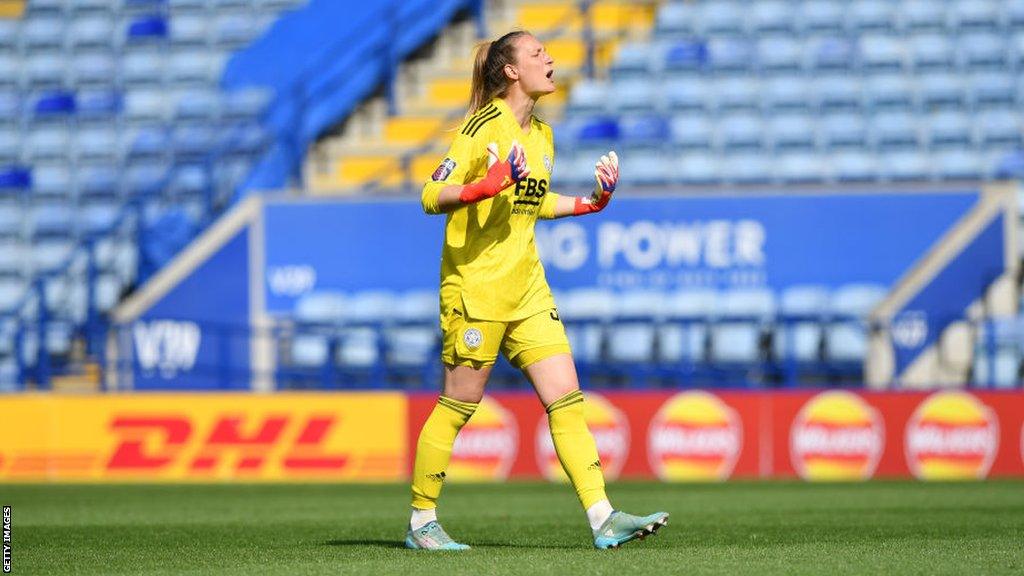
[410,396,478,510]
[546,390,608,510]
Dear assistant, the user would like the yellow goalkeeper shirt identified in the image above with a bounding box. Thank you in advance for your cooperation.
[421,97,561,322]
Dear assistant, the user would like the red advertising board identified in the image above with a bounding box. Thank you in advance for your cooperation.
[407,390,1024,481]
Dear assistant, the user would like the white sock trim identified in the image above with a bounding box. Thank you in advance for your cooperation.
[410,507,438,531]
[586,499,614,530]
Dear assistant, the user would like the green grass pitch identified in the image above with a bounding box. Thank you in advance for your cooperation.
[6,480,1024,575]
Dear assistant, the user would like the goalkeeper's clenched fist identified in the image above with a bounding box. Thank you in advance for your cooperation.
[573,151,619,216]
[458,140,531,204]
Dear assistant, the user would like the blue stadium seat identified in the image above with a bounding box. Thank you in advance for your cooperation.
[127,127,171,158]
[711,288,775,364]
[560,288,613,364]
[934,150,984,180]
[763,76,810,111]
[26,53,64,87]
[909,33,956,70]
[707,38,753,71]
[0,204,24,238]
[611,42,654,77]
[125,90,169,122]
[951,0,1001,32]
[22,18,64,49]
[774,285,830,363]
[0,57,18,88]
[574,117,619,146]
[0,241,26,279]
[78,165,120,199]
[859,35,906,71]
[126,15,169,42]
[871,112,920,149]
[882,150,932,181]
[619,115,670,147]
[123,52,165,84]
[27,126,71,160]
[169,164,211,197]
[213,14,256,46]
[32,240,74,274]
[81,202,121,235]
[75,126,121,162]
[172,125,216,157]
[700,1,745,36]
[864,74,915,110]
[971,72,1017,106]
[31,164,73,199]
[30,202,75,238]
[917,72,965,108]
[0,166,31,195]
[608,290,664,364]
[664,77,709,111]
[69,16,117,49]
[567,79,608,114]
[0,129,18,164]
[0,92,19,124]
[831,151,879,182]
[801,0,845,34]
[927,111,973,147]
[826,283,887,364]
[767,113,816,149]
[713,77,761,112]
[722,153,773,185]
[675,151,721,185]
[777,153,826,183]
[900,0,948,31]
[977,109,1022,146]
[77,90,123,120]
[0,20,18,53]
[170,14,209,46]
[73,53,118,86]
[33,90,76,119]
[849,0,895,32]
[662,39,707,72]
[221,87,272,120]
[0,278,27,313]
[655,2,697,37]
[813,75,861,110]
[958,33,1006,68]
[125,161,169,195]
[93,273,122,313]
[620,152,671,186]
[169,50,218,84]
[718,113,764,150]
[175,89,221,121]
[757,37,803,72]
[808,37,856,71]
[669,115,713,149]
[659,288,716,364]
[749,0,794,35]
[608,79,657,113]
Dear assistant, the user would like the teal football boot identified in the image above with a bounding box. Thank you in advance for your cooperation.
[592,510,669,549]
[405,521,471,551]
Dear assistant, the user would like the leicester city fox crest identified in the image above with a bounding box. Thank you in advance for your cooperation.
[543,154,553,174]
[432,158,457,182]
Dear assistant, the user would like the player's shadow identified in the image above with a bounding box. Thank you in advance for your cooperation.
[324,539,406,549]
[323,538,574,550]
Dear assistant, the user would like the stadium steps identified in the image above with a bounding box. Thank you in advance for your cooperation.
[307,0,656,194]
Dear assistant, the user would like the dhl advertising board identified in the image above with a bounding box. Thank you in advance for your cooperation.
[0,394,405,482]
[1,390,1022,482]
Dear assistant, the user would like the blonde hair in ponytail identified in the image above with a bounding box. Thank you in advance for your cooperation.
[467,30,528,116]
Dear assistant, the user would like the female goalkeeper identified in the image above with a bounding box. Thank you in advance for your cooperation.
[406,30,668,551]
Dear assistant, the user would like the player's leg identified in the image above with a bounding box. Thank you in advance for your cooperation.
[407,308,501,550]
[507,311,668,548]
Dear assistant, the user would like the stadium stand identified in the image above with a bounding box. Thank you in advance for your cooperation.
[0,0,1022,391]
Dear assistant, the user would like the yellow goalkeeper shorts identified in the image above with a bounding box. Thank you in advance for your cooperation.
[440,304,571,370]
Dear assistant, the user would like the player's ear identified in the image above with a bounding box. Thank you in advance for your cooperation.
[503,63,519,81]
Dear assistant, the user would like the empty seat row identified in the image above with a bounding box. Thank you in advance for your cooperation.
[569,74,1024,114]
[656,0,1024,37]
[555,149,1012,187]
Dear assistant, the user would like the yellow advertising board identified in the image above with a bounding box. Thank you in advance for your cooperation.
[0,393,406,482]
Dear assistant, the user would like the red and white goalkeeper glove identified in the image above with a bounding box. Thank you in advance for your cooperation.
[459,140,531,204]
[573,151,618,216]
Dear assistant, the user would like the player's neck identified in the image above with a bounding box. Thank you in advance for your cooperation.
[502,91,535,132]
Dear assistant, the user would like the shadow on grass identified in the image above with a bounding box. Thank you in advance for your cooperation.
[323,538,580,550]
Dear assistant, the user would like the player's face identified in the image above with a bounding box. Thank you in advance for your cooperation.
[511,34,555,97]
